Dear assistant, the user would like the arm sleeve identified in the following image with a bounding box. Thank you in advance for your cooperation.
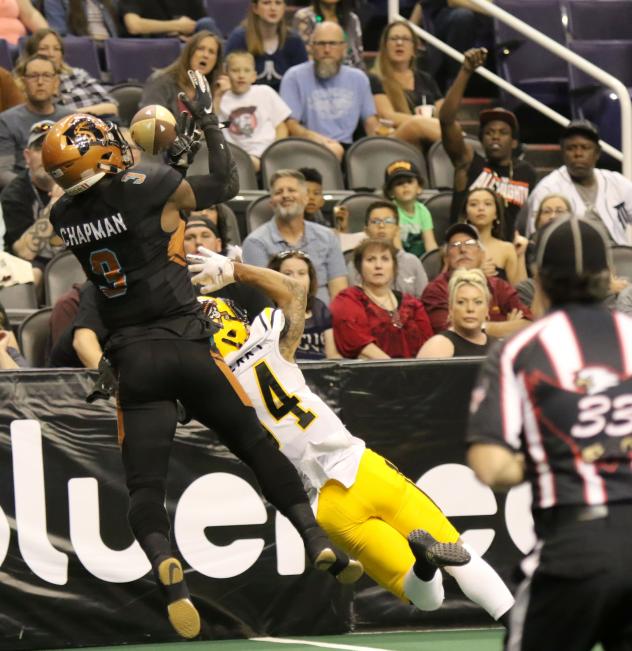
[413,298,434,343]
[43,0,69,34]
[466,341,524,450]
[73,282,108,342]
[266,87,292,126]
[412,258,429,296]
[186,117,239,206]
[241,234,271,268]
[418,202,434,230]
[358,74,377,120]
[279,69,303,122]
[326,232,348,281]
[330,290,376,358]
[421,279,449,333]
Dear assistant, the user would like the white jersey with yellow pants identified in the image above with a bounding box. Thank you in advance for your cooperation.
[224,307,463,601]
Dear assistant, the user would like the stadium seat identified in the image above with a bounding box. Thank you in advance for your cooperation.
[565,0,632,40]
[345,136,428,191]
[18,306,52,367]
[227,142,259,191]
[494,0,568,110]
[109,83,143,127]
[420,248,444,281]
[0,39,13,70]
[205,0,250,37]
[611,245,632,281]
[423,191,454,244]
[0,283,38,309]
[245,194,273,233]
[335,192,379,233]
[63,37,101,80]
[44,250,87,307]
[105,38,181,84]
[186,141,259,191]
[427,137,484,190]
[260,138,344,190]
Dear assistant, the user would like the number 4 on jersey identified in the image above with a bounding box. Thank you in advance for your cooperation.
[254,361,316,429]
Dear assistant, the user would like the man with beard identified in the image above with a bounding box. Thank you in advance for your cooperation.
[525,120,632,245]
[1,120,65,289]
[439,48,536,239]
[280,21,379,161]
[242,169,348,302]
[0,54,72,187]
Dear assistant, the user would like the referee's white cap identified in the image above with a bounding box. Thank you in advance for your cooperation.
[535,216,611,276]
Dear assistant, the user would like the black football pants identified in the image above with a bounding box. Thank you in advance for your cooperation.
[110,337,310,543]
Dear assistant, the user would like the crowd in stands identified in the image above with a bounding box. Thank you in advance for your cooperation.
[1,0,632,370]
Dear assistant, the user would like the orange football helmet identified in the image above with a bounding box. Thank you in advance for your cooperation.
[42,113,134,195]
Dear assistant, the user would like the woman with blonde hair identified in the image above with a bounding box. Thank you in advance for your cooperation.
[418,268,491,358]
[141,30,223,119]
[225,0,307,91]
[370,20,443,147]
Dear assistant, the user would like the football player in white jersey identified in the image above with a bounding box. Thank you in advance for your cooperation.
[188,247,515,624]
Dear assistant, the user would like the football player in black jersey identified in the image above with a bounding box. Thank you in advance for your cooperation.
[41,71,362,640]
[467,217,632,651]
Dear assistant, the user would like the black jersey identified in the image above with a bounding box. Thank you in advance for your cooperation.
[51,163,198,332]
[451,152,537,239]
[467,304,632,509]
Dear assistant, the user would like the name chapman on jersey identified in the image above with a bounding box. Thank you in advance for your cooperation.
[58,212,127,247]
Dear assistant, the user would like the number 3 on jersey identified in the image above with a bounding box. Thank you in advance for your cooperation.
[90,249,127,298]
[254,361,316,429]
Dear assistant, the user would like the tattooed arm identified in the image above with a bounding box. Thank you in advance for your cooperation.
[232,262,307,362]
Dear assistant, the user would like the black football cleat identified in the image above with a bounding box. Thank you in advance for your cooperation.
[157,557,201,639]
[408,529,470,570]
[313,546,364,584]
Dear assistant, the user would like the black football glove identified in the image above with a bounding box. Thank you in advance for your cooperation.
[86,355,118,404]
[178,69,218,129]
[166,110,202,172]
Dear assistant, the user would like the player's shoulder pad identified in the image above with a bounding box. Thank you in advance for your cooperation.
[254,307,286,335]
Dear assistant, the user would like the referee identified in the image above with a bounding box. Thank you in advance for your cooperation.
[466,216,632,651]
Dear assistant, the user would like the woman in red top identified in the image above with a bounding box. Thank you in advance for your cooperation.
[331,238,432,359]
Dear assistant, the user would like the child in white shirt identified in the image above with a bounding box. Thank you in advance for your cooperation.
[216,51,291,172]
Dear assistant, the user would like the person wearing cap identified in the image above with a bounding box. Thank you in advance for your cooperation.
[421,221,532,335]
[438,48,537,239]
[0,118,64,289]
[525,119,632,245]
[383,159,438,257]
[0,53,71,187]
[467,216,632,651]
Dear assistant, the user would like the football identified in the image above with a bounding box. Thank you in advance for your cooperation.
[129,104,177,155]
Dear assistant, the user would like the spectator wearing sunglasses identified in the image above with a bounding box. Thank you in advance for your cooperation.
[347,200,429,298]
[1,119,65,291]
[0,54,71,187]
[421,223,532,335]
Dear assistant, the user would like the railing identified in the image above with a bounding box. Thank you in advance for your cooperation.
[387,0,632,178]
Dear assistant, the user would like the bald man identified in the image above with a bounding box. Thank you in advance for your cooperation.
[280,21,379,160]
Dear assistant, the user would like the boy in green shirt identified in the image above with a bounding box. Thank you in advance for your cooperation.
[383,160,438,258]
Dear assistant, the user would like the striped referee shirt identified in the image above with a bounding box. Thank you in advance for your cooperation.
[467,304,632,509]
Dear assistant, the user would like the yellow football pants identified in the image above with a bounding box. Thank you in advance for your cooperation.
[316,448,460,601]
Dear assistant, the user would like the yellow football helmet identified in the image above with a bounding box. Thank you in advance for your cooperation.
[199,296,250,357]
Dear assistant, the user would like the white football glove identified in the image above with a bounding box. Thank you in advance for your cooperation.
[187,246,235,294]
